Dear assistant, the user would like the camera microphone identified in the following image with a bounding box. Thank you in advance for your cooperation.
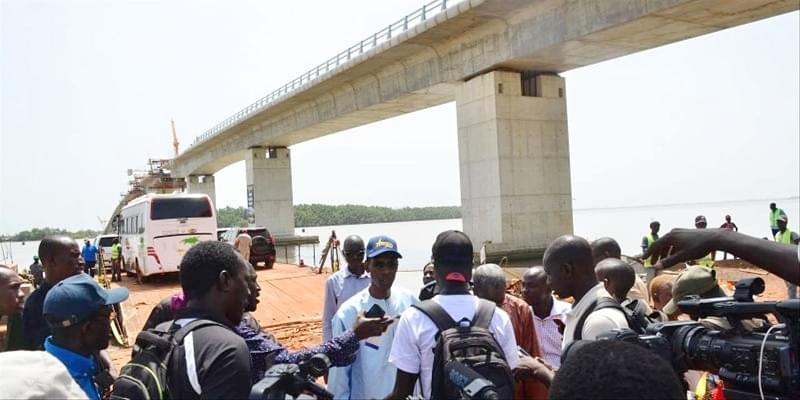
[444,360,500,400]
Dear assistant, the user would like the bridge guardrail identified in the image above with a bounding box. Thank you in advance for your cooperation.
[189,0,459,149]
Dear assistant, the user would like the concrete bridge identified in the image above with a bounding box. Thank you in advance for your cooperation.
[169,0,798,254]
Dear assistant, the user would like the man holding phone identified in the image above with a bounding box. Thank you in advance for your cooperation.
[328,235,418,400]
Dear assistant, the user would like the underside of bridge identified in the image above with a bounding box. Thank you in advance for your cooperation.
[175,0,797,253]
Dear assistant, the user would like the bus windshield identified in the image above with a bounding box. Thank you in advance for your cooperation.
[151,197,213,220]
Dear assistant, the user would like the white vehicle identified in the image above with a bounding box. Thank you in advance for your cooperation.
[94,234,118,269]
[118,193,217,280]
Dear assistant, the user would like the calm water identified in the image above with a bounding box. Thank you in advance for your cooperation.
[4,197,798,295]
[296,196,800,294]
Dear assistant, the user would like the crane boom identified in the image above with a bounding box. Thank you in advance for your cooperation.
[171,119,180,157]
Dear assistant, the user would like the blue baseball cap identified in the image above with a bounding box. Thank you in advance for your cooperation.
[366,235,402,259]
[44,274,129,328]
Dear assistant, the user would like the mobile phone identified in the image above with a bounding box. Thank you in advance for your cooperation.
[365,304,386,318]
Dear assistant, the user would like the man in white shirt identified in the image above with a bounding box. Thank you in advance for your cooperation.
[233,231,252,261]
[521,266,571,368]
[321,235,370,342]
[385,230,520,400]
[328,235,417,400]
[543,235,629,350]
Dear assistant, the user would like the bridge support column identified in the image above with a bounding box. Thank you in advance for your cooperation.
[245,147,295,236]
[456,71,573,257]
[186,175,217,208]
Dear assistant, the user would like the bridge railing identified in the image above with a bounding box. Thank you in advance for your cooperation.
[190,0,458,149]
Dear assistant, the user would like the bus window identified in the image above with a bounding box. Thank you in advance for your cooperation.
[151,197,213,220]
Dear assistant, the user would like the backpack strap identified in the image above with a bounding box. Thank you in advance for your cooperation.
[472,299,496,329]
[171,319,225,343]
[573,296,625,341]
[412,300,457,332]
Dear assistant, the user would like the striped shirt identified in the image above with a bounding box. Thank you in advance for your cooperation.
[531,296,571,368]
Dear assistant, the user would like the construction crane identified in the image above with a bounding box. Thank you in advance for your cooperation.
[171,119,180,157]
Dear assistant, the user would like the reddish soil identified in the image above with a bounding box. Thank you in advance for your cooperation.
[107,263,327,370]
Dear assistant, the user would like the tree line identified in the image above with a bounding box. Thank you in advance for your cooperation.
[3,205,461,240]
[2,227,102,242]
[219,204,461,228]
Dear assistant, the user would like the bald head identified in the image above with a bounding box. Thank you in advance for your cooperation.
[38,235,80,284]
[38,236,74,262]
[649,274,675,312]
[595,258,635,302]
[342,235,366,274]
[543,235,596,298]
[343,235,364,251]
[0,265,17,284]
[591,237,621,265]
[521,266,550,307]
[523,265,547,283]
[0,265,25,316]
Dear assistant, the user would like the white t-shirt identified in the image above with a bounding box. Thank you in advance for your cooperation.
[562,283,629,349]
[388,294,520,399]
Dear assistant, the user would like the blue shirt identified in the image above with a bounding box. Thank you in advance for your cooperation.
[44,337,100,400]
[322,267,370,342]
[82,244,98,263]
[328,287,418,400]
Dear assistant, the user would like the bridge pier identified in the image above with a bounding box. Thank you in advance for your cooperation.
[186,175,217,208]
[456,71,573,258]
[245,147,295,236]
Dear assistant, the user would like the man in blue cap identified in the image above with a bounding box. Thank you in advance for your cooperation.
[328,235,417,400]
[43,273,129,400]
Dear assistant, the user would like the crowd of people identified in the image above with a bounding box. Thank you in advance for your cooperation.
[0,201,797,400]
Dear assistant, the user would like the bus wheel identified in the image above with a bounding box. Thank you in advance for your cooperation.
[134,259,143,285]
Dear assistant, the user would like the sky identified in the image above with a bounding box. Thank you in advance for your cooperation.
[1,1,798,234]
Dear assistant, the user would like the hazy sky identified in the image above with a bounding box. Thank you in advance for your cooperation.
[1,1,798,234]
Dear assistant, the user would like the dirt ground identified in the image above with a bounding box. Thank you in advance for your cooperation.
[107,262,327,370]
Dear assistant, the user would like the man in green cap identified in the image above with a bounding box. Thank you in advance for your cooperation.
[663,265,730,329]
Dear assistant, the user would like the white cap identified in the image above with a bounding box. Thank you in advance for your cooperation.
[0,351,88,399]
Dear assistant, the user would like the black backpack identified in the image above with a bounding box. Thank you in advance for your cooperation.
[573,297,654,341]
[110,319,223,400]
[413,298,515,400]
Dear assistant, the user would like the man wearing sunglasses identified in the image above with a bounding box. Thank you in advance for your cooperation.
[42,273,130,400]
[322,235,370,342]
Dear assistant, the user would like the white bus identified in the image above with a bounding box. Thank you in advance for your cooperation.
[118,193,217,280]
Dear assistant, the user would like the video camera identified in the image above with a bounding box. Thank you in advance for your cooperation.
[598,278,799,400]
[249,354,333,400]
[445,359,501,400]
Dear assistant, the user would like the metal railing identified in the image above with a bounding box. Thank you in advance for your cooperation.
[189,0,459,149]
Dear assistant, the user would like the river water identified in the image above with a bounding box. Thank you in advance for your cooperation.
[3,196,798,295]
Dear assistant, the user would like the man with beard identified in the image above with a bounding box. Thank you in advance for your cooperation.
[328,236,418,400]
